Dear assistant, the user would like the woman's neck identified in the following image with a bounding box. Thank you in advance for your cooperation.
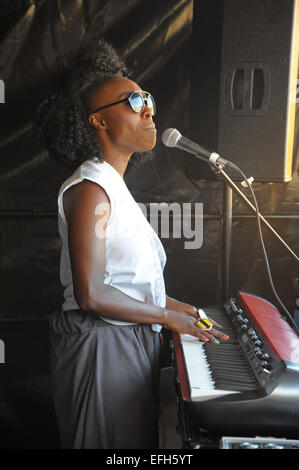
[103,154,131,179]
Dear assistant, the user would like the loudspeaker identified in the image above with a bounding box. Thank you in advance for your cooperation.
[189,0,299,182]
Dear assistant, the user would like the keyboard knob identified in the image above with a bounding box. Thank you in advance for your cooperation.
[265,443,284,449]
[255,347,263,358]
[239,441,251,448]
[263,365,273,374]
[240,442,260,449]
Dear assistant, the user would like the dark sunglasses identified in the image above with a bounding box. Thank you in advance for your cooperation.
[90,91,156,116]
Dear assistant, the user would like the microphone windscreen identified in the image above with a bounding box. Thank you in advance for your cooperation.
[161,128,181,147]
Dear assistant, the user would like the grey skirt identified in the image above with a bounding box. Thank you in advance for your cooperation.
[48,309,161,449]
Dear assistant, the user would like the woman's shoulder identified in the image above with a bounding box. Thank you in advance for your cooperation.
[57,159,112,222]
[58,159,109,194]
[63,179,110,223]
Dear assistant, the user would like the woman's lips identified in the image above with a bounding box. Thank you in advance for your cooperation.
[142,126,156,132]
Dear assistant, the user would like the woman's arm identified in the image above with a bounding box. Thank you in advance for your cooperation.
[63,180,227,342]
[166,295,198,318]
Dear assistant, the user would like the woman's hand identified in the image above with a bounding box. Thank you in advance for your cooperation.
[165,295,229,344]
[166,295,198,319]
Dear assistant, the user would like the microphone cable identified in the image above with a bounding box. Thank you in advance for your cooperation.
[223,163,299,336]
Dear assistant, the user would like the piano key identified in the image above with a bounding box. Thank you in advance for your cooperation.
[179,333,258,398]
[180,338,240,398]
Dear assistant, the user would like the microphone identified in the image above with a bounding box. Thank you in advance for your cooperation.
[161,128,237,170]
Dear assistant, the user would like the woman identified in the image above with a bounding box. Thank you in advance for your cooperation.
[35,37,228,449]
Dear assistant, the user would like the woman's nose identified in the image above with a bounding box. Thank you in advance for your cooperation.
[141,104,153,118]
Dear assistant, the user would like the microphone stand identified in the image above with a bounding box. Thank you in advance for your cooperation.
[222,183,232,300]
[211,162,299,301]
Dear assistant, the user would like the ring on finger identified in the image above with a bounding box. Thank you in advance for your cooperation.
[195,318,213,331]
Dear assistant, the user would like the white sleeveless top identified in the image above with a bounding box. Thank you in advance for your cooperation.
[57,157,167,331]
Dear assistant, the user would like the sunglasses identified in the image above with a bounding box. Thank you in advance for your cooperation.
[90,91,156,116]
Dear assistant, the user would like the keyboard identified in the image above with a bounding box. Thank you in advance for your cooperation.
[172,291,299,437]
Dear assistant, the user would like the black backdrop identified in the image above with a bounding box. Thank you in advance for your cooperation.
[0,0,298,448]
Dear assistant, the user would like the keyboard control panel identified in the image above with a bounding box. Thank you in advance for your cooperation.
[224,297,283,390]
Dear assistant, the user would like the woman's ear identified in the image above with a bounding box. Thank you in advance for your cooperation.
[88,114,107,130]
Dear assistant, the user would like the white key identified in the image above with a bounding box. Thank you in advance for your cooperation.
[180,335,240,400]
